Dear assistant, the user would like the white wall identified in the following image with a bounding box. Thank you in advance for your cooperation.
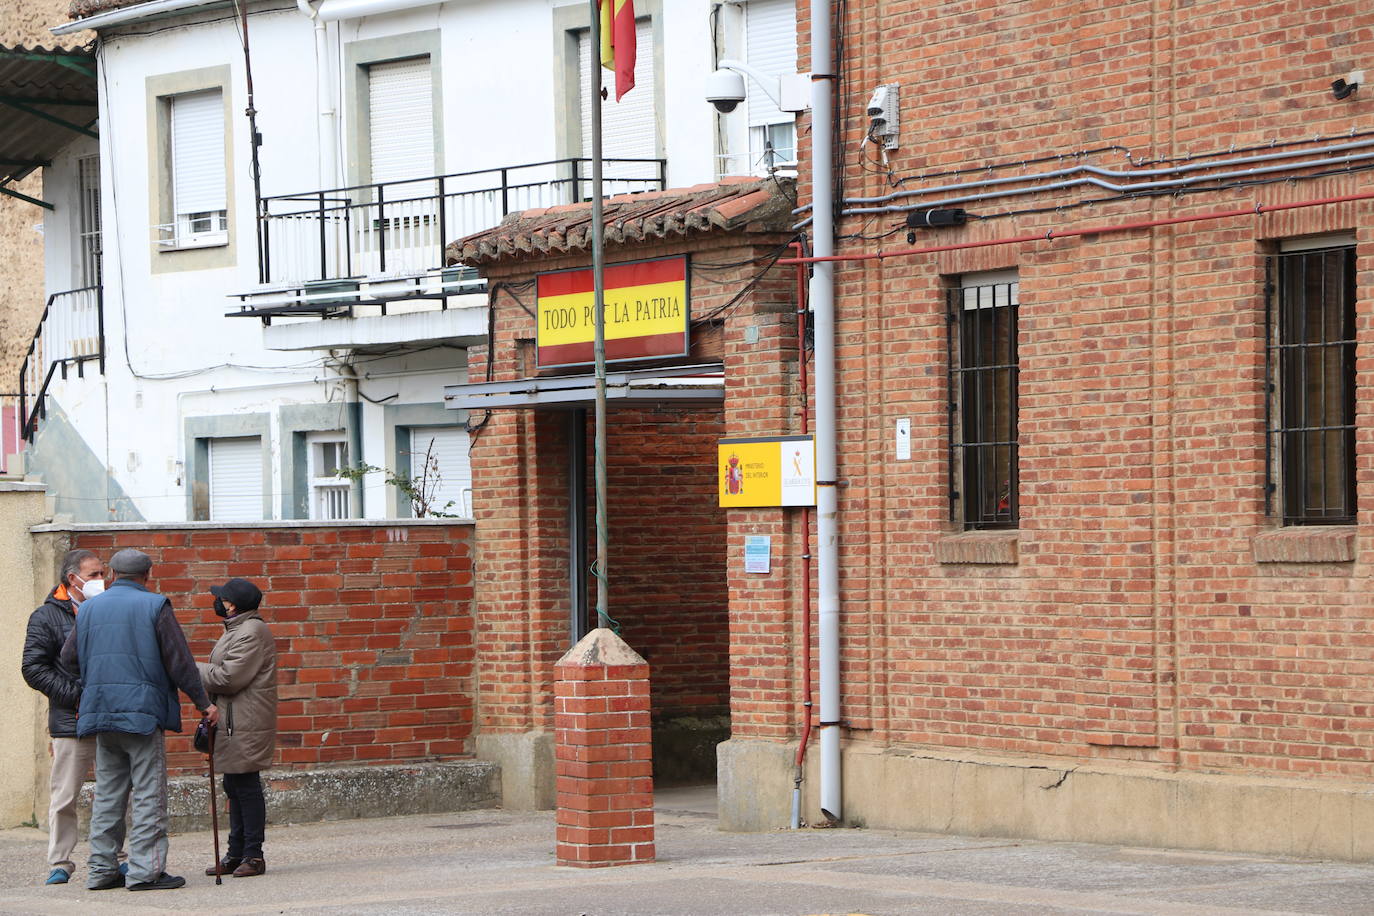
[39,0,735,522]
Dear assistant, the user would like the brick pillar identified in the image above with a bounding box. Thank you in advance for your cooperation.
[554,628,655,867]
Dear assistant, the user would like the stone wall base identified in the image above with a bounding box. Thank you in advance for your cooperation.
[80,760,501,833]
[476,731,554,811]
[718,738,1374,862]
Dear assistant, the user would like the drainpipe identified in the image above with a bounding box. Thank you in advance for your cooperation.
[331,353,364,516]
[791,242,813,829]
[808,0,841,824]
[297,0,338,190]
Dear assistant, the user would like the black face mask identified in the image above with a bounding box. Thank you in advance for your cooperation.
[214,597,229,618]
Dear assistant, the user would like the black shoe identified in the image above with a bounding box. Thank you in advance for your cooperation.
[87,873,125,890]
[206,857,240,876]
[126,872,186,891]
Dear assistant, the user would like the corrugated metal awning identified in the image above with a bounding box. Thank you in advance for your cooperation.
[444,363,725,411]
[0,45,98,206]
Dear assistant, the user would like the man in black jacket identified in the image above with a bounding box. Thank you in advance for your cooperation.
[20,549,125,886]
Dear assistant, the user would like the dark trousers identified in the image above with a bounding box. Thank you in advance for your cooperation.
[222,771,266,860]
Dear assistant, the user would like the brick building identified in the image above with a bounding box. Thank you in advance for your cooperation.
[449,0,1374,860]
[447,179,799,805]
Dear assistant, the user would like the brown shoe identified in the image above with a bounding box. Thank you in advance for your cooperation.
[206,857,240,876]
[232,858,266,878]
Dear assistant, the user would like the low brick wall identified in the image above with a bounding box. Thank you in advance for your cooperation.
[43,520,475,779]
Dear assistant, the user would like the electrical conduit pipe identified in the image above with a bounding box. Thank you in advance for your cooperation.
[781,191,1374,266]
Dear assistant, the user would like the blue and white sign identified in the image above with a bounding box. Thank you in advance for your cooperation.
[744,535,771,574]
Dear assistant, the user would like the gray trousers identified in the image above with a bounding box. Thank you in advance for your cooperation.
[88,730,169,887]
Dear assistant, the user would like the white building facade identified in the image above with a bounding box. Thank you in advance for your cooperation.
[24,0,797,522]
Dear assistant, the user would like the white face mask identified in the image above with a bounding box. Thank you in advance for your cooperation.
[76,575,105,600]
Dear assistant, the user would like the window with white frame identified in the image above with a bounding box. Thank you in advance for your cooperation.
[208,436,263,521]
[308,432,351,520]
[408,426,471,517]
[165,89,227,247]
[78,155,102,286]
[744,0,797,174]
[577,19,657,162]
[367,56,435,185]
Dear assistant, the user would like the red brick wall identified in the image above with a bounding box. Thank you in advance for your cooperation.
[598,406,729,720]
[68,523,475,778]
[760,0,1374,780]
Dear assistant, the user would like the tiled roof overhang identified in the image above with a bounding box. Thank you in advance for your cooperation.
[57,0,230,35]
[0,45,98,195]
[447,176,797,266]
[69,0,165,18]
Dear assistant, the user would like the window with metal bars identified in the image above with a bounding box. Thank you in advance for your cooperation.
[948,273,1019,529]
[1266,244,1357,525]
[77,156,102,286]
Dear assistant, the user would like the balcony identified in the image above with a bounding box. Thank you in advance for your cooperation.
[19,285,104,441]
[233,157,666,332]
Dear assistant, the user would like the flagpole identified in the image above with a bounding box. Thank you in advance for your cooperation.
[588,0,611,631]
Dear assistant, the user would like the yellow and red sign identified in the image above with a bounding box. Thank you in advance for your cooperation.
[536,256,690,368]
[718,436,816,508]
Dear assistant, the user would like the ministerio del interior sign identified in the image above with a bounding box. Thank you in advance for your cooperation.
[718,436,816,508]
[536,256,690,368]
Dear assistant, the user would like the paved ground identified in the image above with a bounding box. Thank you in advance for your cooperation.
[3,786,1374,915]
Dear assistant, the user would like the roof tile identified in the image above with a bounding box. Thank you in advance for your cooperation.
[448,177,795,265]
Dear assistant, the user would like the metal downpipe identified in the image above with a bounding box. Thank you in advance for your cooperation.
[809,0,841,825]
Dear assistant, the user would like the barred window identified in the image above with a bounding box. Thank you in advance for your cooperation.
[1267,241,1356,525]
[949,272,1019,529]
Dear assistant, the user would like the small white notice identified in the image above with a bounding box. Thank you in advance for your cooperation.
[895,418,911,460]
[744,535,771,574]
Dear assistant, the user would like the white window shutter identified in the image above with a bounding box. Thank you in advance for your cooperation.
[578,20,657,161]
[171,89,226,216]
[745,0,796,127]
[410,426,471,516]
[368,57,435,184]
[208,437,263,521]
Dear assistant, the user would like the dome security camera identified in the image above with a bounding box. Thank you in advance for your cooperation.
[705,68,747,113]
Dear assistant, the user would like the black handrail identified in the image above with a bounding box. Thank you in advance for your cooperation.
[18,285,105,442]
[258,157,665,204]
[256,157,666,286]
[23,360,64,440]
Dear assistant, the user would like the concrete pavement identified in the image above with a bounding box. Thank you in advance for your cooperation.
[3,785,1374,915]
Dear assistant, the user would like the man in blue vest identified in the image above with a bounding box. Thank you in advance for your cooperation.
[62,548,218,891]
[21,548,128,886]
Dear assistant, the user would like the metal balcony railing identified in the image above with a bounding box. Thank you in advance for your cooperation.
[19,285,105,441]
[258,157,667,287]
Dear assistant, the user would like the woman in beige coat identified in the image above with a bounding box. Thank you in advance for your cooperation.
[197,578,277,878]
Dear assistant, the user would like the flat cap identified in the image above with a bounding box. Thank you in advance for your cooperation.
[109,548,153,576]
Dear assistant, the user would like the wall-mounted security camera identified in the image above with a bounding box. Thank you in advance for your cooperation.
[705,68,747,113]
[1332,70,1364,100]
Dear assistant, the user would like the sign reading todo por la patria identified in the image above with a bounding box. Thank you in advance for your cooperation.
[536,256,690,368]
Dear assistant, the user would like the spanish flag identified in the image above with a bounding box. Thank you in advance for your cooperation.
[599,0,636,101]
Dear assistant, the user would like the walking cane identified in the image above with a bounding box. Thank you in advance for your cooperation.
[207,720,223,885]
